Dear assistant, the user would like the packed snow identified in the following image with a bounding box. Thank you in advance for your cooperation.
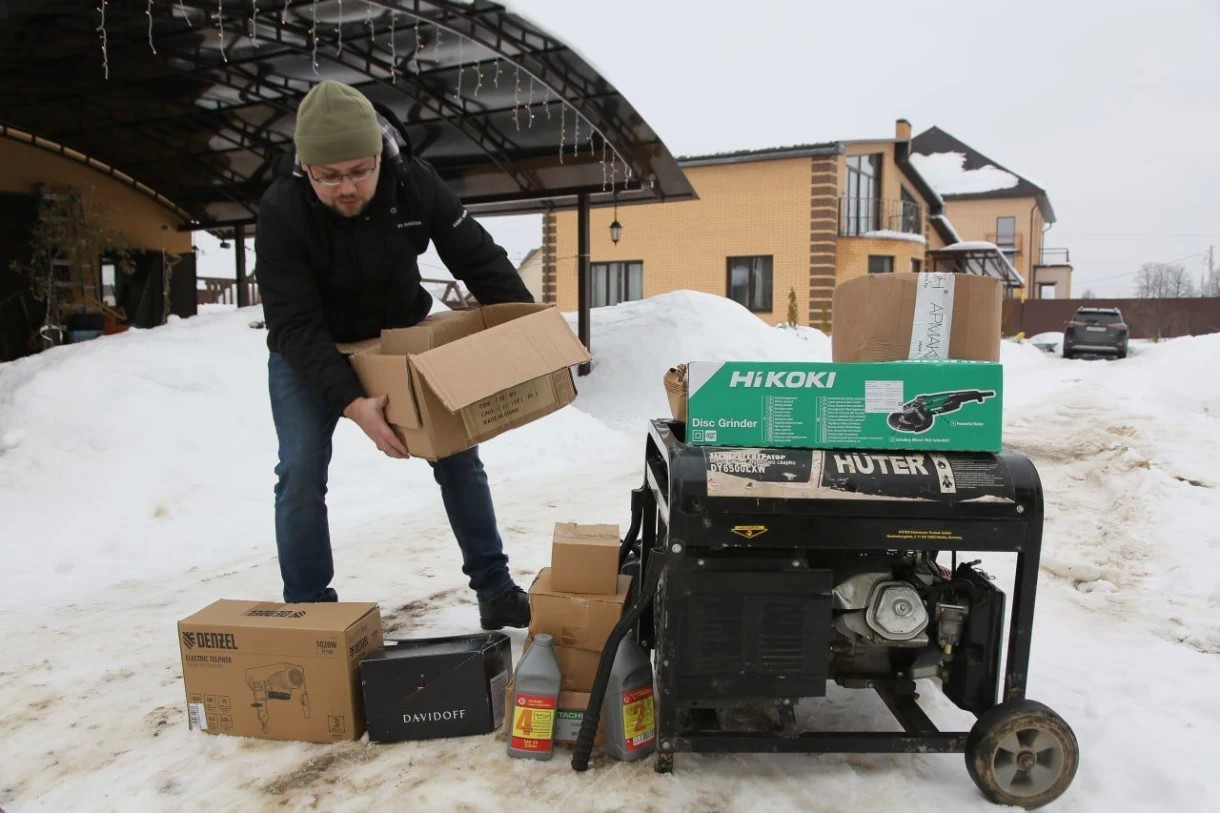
[1,291,1218,812]
[910,152,1021,196]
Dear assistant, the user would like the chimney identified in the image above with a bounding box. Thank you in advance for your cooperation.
[895,118,912,161]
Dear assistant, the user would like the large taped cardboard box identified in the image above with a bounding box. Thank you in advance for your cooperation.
[550,522,621,595]
[528,568,632,654]
[178,600,382,743]
[832,272,1002,362]
[340,304,591,461]
[359,632,512,743]
[686,360,1003,452]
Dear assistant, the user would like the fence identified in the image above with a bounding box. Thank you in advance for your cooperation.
[195,277,477,310]
[1003,297,1220,340]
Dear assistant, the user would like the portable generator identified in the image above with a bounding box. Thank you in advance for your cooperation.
[573,420,1078,810]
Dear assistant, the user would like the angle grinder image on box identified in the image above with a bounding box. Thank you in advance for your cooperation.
[247,662,311,733]
[888,389,997,434]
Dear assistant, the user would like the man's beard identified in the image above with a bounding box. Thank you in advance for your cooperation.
[326,196,372,218]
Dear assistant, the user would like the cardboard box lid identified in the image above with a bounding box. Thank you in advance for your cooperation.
[553,522,620,547]
[179,599,379,633]
[347,353,421,428]
[380,309,485,357]
[410,306,591,411]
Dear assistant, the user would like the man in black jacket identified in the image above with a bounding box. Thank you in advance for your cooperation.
[256,80,532,629]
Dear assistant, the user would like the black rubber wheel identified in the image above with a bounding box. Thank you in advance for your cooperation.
[965,699,1079,809]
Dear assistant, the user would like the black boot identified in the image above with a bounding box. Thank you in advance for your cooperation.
[479,586,530,630]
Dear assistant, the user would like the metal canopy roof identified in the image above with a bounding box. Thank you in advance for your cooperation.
[0,0,694,233]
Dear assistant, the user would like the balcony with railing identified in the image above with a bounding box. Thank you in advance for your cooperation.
[839,197,924,238]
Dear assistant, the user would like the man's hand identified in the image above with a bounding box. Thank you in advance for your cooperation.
[343,395,409,459]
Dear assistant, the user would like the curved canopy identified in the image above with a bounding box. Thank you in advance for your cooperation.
[0,0,693,232]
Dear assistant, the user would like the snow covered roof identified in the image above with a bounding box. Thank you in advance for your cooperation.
[910,127,1055,223]
[909,151,1020,195]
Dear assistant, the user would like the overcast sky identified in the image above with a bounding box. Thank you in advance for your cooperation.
[198,0,1220,297]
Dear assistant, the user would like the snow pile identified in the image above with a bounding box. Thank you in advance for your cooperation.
[1,294,1218,811]
[860,230,927,244]
[910,151,1020,195]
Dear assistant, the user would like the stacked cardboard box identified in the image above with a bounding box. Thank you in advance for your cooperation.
[514,523,630,746]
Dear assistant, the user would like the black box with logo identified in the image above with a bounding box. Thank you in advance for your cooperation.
[359,632,513,742]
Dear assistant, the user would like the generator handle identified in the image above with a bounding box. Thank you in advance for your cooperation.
[571,541,666,772]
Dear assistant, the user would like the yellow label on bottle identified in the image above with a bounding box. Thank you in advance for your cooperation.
[621,687,656,752]
[510,693,556,752]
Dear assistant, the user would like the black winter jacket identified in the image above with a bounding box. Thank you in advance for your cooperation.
[255,146,533,414]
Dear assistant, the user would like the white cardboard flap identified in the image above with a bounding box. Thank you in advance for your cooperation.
[410,306,591,411]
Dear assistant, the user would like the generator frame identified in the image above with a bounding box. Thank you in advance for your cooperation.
[636,419,1047,766]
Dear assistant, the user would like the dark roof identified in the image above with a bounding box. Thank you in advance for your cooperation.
[678,142,842,167]
[911,126,1055,223]
[0,0,694,233]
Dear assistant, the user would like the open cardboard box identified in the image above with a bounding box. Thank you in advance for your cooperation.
[340,304,591,460]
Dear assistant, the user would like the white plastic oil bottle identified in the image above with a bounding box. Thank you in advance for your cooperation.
[602,636,657,761]
[507,634,562,760]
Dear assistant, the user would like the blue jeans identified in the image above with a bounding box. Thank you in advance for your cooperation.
[268,352,514,603]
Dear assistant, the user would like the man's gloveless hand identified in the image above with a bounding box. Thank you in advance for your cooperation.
[343,395,409,459]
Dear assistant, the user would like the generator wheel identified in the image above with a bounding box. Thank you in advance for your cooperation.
[965,699,1078,809]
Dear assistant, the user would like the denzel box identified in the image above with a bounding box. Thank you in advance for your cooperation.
[177,600,382,743]
[686,360,1003,453]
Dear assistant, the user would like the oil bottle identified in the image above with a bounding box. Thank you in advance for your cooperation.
[602,636,657,760]
[507,634,562,760]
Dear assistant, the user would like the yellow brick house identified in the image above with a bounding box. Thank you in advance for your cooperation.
[541,120,961,327]
[911,126,1071,300]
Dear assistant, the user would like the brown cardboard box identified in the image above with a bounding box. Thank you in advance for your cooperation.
[504,677,605,747]
[550,522,621,595]
[831,272,1002,362]
[178,600,382,743]
[528,568,631,653]
[522,634,606,693]
[341,304,592,461]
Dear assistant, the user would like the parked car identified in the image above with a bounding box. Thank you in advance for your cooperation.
[1062,306,1129,359]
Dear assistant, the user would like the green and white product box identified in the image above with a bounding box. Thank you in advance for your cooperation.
[686,361,1003,452]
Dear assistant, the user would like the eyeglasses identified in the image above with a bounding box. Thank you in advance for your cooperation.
[307,159,379,187]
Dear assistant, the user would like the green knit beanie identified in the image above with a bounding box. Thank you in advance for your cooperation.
[293,80,384,166]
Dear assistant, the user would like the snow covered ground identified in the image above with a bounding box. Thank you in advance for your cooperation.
[1,291,1218,812]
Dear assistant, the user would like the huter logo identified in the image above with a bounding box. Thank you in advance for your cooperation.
[404,709,468,724]
[728,370,837,389]
[183,631,239,650]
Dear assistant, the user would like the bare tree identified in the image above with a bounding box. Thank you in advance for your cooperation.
[1135,263,1198,298]
[1079,288,1096,299]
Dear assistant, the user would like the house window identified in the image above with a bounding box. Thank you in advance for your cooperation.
[995,217,1016,248]
[911,258,922,274]
[868,255,894,274]
[1038,283,1056,300]
[727,255,773,311]
[843,154,881,235]
[591,261,643,307]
